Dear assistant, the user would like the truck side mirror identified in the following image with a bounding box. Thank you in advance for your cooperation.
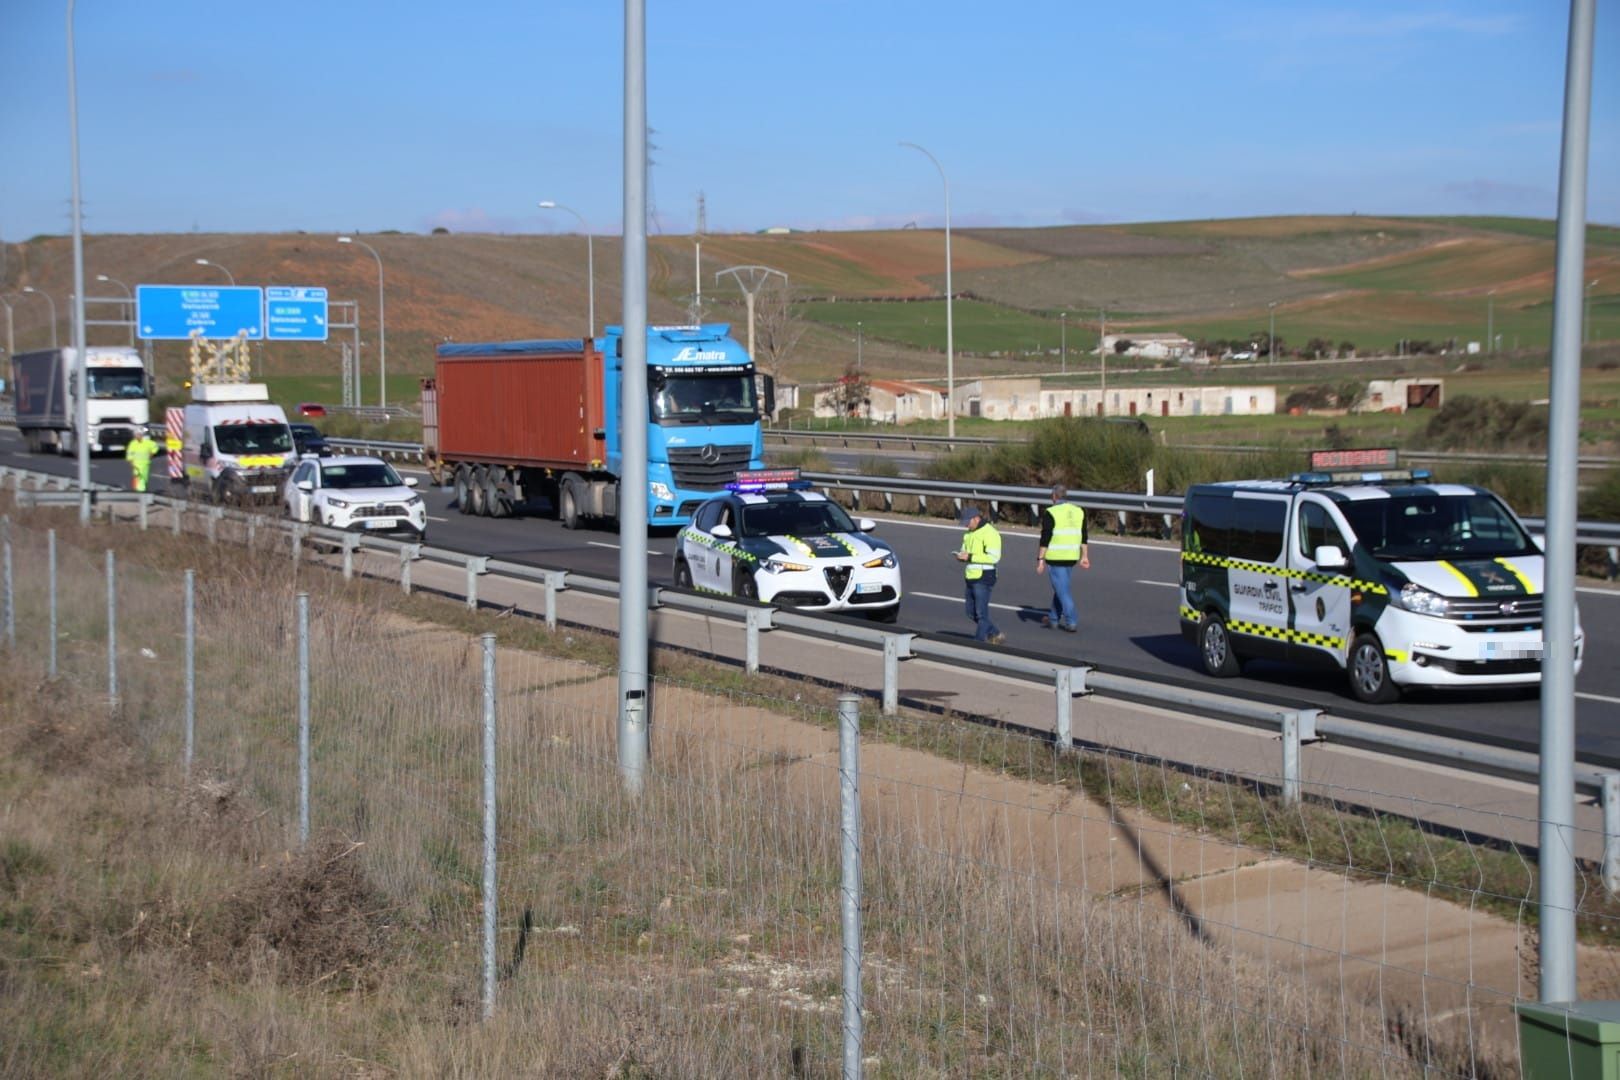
[1313,544,1348,570]
[760,374,776,418]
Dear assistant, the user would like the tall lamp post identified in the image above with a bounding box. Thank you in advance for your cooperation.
[96,274,135,345]
[1587,279,1599,347]
[900,141,955,437]
[337,236,386,407]
[856,321,863,373]
[0,294,14,358]
[194,257,235,285]
[21,287,58,349]
[539,201,595,338]
[1060,311,1067,375]
[714,265,787,370]
[1486,290,1495,353]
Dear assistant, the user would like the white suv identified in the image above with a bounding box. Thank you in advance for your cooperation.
[284,455,427,540]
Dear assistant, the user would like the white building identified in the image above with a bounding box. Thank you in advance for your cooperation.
[812,378,945,422]
[1099,333,1198,361]
[953,377,1276,419]
[1356,378,1443,413]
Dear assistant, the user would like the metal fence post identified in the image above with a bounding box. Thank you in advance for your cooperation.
[837,692,864,1079]
[1604,773,1620,899]
[297,592,310,845]
[1281,712,1302,806]
[543,571,560,631]
[342,534,359,581]
[881,634,911,717]
[1054,668,1074,752]
[184,569,195,780]
[105,549,119,708]
[400,545,419,595]
[2,517,13,652]
[138,494,149,531]
[481,633,498,1022]
[47,529,57,678]
[744,607,768,675]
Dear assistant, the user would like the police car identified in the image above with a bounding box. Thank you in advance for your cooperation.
[1179,449,1583,703]
[673,470,902,621]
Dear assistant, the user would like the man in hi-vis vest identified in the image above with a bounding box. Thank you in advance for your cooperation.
[956,506,1005,645]
[1036,484,1090,632]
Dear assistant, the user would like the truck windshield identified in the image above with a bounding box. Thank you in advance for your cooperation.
[87,370,146,398]
[213,423,292,456]
[651,373,757,425]
[1336,493,1537,561]
[320,462,403,489]
[740,500,857,538]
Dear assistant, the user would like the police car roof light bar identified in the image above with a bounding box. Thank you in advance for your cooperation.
[727,467,811,493]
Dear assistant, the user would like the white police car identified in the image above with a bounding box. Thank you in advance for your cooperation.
[673,470,902,621]
[284,455,428,540]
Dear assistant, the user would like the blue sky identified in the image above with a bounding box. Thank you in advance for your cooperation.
[1,1,1615,239]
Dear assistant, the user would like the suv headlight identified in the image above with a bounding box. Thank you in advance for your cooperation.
[764,559,811,574]
[863,553,897,569]
[1396,583,1450,616]
[326,496,351,509]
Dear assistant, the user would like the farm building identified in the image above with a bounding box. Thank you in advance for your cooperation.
[1099,333,1198,361]
[955,378,1276,420]
[811,378,945,422]
[1355,378,1443,413]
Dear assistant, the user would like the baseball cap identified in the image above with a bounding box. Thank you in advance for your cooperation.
[958,505,983,525]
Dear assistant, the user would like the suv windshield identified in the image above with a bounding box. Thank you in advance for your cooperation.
[320,462,402,489]
[214,423,292,455]
[740,500,856,538]
[1337,492,1536,561]
[87,369,146,398]
[651,373,757,425]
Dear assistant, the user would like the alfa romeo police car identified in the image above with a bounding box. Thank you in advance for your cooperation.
[673,470,902,621]
[1179,449,1582,703]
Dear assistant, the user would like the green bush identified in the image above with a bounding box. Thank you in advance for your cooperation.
[1419,396,1548,452]
[1580,466,1620,522]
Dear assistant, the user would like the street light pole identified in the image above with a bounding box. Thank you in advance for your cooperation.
[96,274,135,345]
[539,200,595,338]
[22,287,58,349]
[337,236,386,407]
[1586,279,1598,347]
[194,258,235,285]
[1060,311,1067,375]
[714,265,787,369]
[857,321,863,373]
[900,141,954,438]
[1268,301,1278,364]
[66,0,89,522]
[1487,291,1495,354]
[0,295,13,358]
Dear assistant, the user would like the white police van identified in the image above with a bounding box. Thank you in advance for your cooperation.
[1179,449,1583,702]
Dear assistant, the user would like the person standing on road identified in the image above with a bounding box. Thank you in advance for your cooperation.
[124,429,159,493]
[1037,484,1090,632]
[957,505,1005,645]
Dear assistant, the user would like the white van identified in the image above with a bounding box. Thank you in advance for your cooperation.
[1179,451,1583,702]
[181,383,295,505]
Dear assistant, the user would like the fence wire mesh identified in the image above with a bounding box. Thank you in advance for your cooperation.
[1,512,1615,1076]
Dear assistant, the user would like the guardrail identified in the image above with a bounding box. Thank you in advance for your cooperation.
[4,459,1618,889]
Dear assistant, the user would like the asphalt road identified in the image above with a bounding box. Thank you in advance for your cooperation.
[8,430,1617,766]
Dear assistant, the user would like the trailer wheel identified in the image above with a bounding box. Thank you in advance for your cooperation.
[484,468,511,519]
[559,481,581,530]
[467,467,489,517]
[453,466,473,515]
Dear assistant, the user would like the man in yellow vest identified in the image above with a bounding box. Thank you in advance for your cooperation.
[1037,484,1090,632]
[124,429,160,493]
[956,505,1005,645]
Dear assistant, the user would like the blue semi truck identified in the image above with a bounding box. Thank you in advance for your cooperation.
[422,323,768,528]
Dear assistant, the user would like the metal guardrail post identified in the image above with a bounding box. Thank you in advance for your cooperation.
[47,529,57,678]
[138,494,149,531]
[1054,666,1090,751]
[1604,774,1620,899]
[1,517,12,652]
[207,507,220,544]
[341,534,360,580]
[184,569,195,780]
[837,692,864,1079]
[882,633,914,716]
[466,556,489,610]
[744,607,772,674]
[291,524,305,573]
[170,501,182,536]
[106,549,118,709]
[400,544,420,595]
[1281,709,1321,806]
[481,632,497,1022]
[245,514,256,550]
[297,592,310,845]
[543,570,564,631]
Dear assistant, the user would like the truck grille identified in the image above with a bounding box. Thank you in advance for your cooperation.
[667,445,753,490]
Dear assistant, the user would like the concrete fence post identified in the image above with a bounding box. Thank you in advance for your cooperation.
[1603,773,1620,899]
[184,569,196,781]
[1281,709,1320,807]
[47,529,57,679]
[297,592,310,845]
[1,517,13,652]
[105,549,118,709]
[138,494,149,531]
[206,508,220,544]
[837,692,865,1079]
[400,544,421,595]
[1054,666,1089,752]
[465,556,489,610]
[481,633,498,1022]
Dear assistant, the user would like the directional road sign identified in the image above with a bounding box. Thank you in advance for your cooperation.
[136,285,264,340]
[265,286,329,341]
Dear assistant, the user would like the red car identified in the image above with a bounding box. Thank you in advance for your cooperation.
[296,402,327,418]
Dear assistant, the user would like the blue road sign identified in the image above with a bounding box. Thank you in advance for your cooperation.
[136,285,264,341]
[266,286,329,341]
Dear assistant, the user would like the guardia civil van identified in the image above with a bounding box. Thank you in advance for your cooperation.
[1178,449,1582,703]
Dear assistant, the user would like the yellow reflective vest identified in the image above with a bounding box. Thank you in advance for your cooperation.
[1044,502,1086,562]
[124,435,158,471]
[962,522,1002,580]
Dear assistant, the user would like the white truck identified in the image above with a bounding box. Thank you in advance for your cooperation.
[9,346,151,455]
[178,383,296,506]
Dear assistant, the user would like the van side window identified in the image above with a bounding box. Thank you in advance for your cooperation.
[1185,494,1231,555]
[1230,497,1287,563]
[1299,502,1348,561]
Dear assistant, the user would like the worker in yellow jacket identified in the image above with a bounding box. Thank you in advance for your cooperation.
[956,505,1005,645]
[124,430,159,493]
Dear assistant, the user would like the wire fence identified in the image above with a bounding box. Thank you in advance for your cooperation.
[2,512,1617,1076]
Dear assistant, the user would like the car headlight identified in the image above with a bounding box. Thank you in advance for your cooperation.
[650,482,673,501]
[1396,583,1450,616]
[326,496,351,509]
[863,553,897,569]
[405,494,423,506]
[764,559,812,574]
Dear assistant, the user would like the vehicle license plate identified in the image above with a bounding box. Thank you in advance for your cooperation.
[856,582,882,594]
[1484,641,1540,660]
[251,485,275,494]
[364,519,393,529]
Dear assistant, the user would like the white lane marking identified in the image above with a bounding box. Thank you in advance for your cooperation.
[911,589,1024,613]
[1577,692,1620,705]
[1136,579,1179,588]
[588,541,663,555]
[1577,587,1620,598]
[428,515,450,522]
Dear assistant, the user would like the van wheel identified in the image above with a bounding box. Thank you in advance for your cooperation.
[1199,613,1241,677]
[1348,633,1400,704]
[454,466,473,515]
[673,558,693,590]
[559,482,581,530]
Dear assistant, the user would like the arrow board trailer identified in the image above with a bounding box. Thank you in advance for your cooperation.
[9,346,151,455]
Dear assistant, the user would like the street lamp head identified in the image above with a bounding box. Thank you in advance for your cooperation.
[538,200,557,209]
[337,236,352,244]
[194,258,209,267]
[22,286,38,294]
[95,274,108,282]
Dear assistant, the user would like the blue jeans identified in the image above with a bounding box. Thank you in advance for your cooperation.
[1046,562,1077,628]
[964,571,1000,641]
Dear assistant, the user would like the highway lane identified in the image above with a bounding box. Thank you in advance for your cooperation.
[7,429,1617,764]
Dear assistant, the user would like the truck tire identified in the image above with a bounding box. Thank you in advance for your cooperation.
[1347,632,1400,704]
[454,465,473,515]
[467,467,489,517]
[559,481,581,530]
[1199,613,1241,678]
[484,467,510,519]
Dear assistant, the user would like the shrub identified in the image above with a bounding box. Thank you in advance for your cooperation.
[1419,396,1548,452]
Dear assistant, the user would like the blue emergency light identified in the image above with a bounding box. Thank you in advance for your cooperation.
[727,468,812,493]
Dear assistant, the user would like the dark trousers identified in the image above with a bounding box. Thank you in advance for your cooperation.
[964,570,999,641]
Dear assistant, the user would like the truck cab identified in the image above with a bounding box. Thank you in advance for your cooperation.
[10,346,151,455]
[180,383,295,505]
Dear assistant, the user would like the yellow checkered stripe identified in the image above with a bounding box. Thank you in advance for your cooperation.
[1227,619,1344,650]
[680,528,758,565]
[1179,605,1200,622]
[1180,551,1386,595]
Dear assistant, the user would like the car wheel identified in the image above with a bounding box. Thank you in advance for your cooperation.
[734,567,759,602]
[484,468,510,519]
[1348,632,1400,704]
[559,482,581,530]
[673,558,693,590]
[454,466,473,515]
[1199,613,1241,678]
[467,468,489,517]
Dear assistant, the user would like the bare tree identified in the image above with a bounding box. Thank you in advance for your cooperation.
[751,277,807,379]
[831,364,870,418]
